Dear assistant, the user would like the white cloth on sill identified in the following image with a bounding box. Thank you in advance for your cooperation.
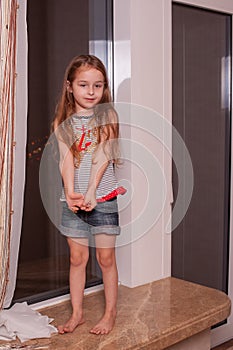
[0,302,57,342]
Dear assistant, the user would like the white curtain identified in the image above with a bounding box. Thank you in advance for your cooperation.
[0,0,18,308]
[1,0,28,308]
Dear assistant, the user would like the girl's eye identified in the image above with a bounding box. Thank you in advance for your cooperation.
[95,83,104,88]
[79,84,86,87]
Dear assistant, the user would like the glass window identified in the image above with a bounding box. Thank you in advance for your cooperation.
[13,0,113,304]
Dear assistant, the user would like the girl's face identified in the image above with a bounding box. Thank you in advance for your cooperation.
[68,66,105,114]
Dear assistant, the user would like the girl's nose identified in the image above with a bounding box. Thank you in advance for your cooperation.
[88,86,94,95]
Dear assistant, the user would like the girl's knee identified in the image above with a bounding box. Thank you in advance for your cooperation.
[96,250,116,269]
[70,250,89,268]
[68,238,89,267]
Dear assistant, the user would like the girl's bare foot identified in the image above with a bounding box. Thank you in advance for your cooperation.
[58,314,85,334]
[90,311,116,335]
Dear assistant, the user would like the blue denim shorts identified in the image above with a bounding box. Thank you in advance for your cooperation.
[59,198,120,239]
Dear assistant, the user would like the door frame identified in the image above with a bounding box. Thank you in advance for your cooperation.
[173,0,233,347]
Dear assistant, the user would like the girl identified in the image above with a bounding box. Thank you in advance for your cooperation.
[53,55,124,335]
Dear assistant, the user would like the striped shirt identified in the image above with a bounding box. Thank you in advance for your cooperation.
[61,114,118,201]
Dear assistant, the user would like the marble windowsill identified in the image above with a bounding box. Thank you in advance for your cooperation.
[1,277,230,349]
[42,277,231,349]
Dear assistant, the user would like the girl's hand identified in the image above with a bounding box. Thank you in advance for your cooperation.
[66,192,84,213]
[81,188,97,212]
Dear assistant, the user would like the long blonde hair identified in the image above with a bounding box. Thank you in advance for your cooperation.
[52,55,120,165]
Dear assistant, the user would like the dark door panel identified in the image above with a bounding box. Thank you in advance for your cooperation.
[172,3,231,293]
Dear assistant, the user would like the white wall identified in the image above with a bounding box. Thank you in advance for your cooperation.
[114,0,172,287]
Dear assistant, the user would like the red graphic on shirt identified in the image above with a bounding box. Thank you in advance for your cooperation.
[76,126,92,152]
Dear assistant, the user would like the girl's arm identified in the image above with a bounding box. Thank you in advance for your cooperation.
[54,123,84,212]
[81,143,109,211]
[82,111,118,212]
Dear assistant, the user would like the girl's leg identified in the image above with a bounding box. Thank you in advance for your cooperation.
[58,237,89,334]
[90,234,118,335]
